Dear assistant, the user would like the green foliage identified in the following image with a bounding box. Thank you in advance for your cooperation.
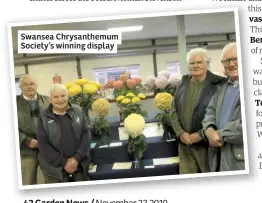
[155,112,171,127]
[155,86,176,96]
[121,103,148,120]
[92,117,111,144]
[128,134,148,159]
[69,93,94,121]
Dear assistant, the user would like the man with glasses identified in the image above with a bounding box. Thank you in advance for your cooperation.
[170,48,227,174]
[17,75,49,185]
[202,42,244,172]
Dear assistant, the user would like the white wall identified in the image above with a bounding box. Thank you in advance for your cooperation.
[81,54,155,80]
[28,61,78,95]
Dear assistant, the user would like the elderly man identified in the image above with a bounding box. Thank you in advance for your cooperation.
[170,48,227,174]
[17,74,49,185]
[37,84,92,183]
[202,42,244,172]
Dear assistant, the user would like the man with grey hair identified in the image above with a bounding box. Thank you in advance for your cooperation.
[170,47,227,174]
[37,84,92,183]
[16,74,49,185]
[202,42,244,171]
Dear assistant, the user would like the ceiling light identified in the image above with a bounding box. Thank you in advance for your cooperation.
[107,25,143,32]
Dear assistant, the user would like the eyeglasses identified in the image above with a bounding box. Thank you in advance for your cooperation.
[221,57,238,66]
[188,61,205,66]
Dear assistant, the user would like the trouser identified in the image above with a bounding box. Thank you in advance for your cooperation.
[44,170,90,184]
[179,143,210,174]
[21,155,45,185]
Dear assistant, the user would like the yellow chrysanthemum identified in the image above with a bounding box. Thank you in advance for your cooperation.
[121,98,131,104]
[126,92,136,98]
[83,84,98,94]
[88,80,101,89]
[116,95,125,102]
[132,97,140,103]
[124,113,145,138]
[154,92,173,112]
[75,78,88,85]
[92,98,110,117]
[68,85,82,96]
[65,82,75,89]
[138,93,146,99]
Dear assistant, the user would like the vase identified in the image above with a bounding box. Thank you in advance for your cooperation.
[134,151,142,169]
[163,124,174,140]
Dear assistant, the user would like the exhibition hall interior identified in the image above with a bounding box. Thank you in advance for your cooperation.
[11,11,237,183]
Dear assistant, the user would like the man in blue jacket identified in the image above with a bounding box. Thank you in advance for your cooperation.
[37,84,92,183]
[202,42,244,172]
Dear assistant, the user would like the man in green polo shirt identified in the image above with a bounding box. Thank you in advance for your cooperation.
[170,48,227,174]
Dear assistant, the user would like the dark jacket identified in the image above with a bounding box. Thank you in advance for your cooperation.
[173,70,227,146]
[37,103,92,180]
[16,94,49,156]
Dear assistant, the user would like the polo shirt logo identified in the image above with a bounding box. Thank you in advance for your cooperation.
[76,116,80,123]
[48,120,54,124]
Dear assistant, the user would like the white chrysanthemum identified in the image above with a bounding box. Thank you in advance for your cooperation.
[158,70,170,79]
[124,114,145,138]
[168,74,182,87]
[155,76,168,89]
[144,75,156,88]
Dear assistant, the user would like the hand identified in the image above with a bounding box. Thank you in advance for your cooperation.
[64,157,79,174]
[179,132,191,145]
[188,132,202,144]
[29,139,38,149]
[209,140,223,147]
[205,128,220,142]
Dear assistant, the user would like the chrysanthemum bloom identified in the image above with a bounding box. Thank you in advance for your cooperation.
[83,84,98,94]
[154,92,173,112]
[144,75,156,88]
[168,74,182,87]
[133,77,142,85]
[75,78,88,85]
[113,80,124,90]
[92,98,110,117]
[158,70,170,79]
[68,85,82,96]
[126,93,136,98]
[124,113,145,138]
[132,97,140,103]
[116,95,125,102]
[107,79,115,88]
[65,82,75,89]
[138,93,146,99]
[155,76,168,89]
[126,79,137,89]
[88,81,101,89]
[121,98,131,104]
[119,74,129,82]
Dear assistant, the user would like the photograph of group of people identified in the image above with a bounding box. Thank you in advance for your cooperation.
[9,8,247,188]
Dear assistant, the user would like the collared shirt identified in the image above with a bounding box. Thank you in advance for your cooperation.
[23,94,37,101]
[52,106,69,115]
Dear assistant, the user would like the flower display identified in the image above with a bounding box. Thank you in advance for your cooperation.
[116,95,125,102]
[125,113,148,165]
[126,92,136,98]
[155,76,169,90]
[126,78,137,89]
[68,84,82,96]
[158,70,170,79]
[64,78,100,121]
[92,98,110,118]
[83,84,98,94]
[113,80,124,90]
[124,114,145,138]
[154,92,173,112]
[121,98,131,104]
[168,74,182,87]
[144,75,156,88]
[75,78,88,85]
[132,97,140,103]
[138,93,146,99]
